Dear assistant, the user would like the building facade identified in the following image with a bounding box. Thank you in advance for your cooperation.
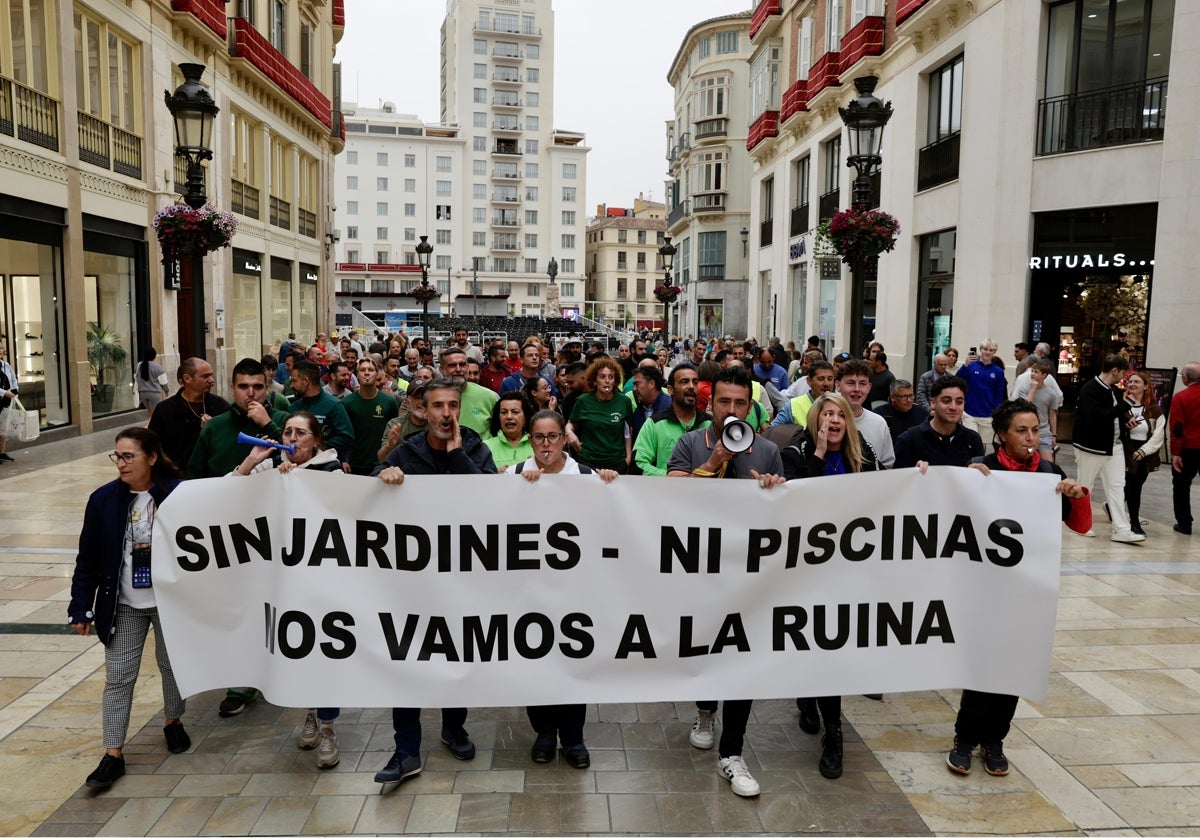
[664,12,754,343]
[333,0,588,329]
[0,0,344,441]
[584,198,667,330]
[742,0,1193,404]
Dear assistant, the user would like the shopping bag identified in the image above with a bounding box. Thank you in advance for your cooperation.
[1,398,38,441]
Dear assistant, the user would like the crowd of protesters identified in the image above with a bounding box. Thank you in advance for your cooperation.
[67,321,1195,798]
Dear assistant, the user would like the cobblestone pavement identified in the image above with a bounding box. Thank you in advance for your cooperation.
[1,428,1198,836]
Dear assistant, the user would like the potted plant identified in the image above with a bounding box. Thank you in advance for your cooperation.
[152,203,238,265]
[828,206,901,266]
[87,322,127,412]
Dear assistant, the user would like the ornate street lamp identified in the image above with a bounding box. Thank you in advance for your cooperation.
[659,236,677,350]
[416,235,433,340]
[838,75,893,356]
[164,63,219,210]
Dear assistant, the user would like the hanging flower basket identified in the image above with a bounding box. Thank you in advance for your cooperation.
[153,204,238,264]
[408,284,440,304]
[828,206,901,266]
[653,284,682,304]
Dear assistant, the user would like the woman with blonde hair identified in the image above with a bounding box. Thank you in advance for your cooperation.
[781,391,880,781]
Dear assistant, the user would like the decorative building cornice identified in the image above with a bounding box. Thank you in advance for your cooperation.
[80,171,150,204]
[0,146,69,183]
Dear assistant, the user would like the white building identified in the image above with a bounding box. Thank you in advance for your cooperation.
[743,0,1194,409]
[664,12,755,342]
[333,0,589,330]
[585,199,667,330]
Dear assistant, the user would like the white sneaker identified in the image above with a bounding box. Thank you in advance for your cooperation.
[316,727,340,769]
[689,710,716,750]
[1079,529,1096,538]
[1112,529,1146,544]
[298,710,320,750]
[718,755,760,797]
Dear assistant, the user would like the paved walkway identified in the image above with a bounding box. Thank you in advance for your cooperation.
[0,427,1198,835]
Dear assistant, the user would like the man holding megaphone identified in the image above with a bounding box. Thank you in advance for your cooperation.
[187,358,291,480]
[665,365,786,799]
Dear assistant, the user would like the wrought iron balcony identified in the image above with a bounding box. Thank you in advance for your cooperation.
[0,75,59,152]
[818,189,840,221]
[917,132,960,191]
[78,111,143,179]
[231,179,261,219]
[790,203,810,237]
[269,196,291,230]
[1037,77,1167,156]
[667,199,690,228]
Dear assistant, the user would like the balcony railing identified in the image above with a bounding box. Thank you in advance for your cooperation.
[790,203,810,236]
[760,218,774,248]
[493,46,523,59]
[231,179,261,219]
[917,131,960,191]
[818,189,840,221]
[77,111,143,179]
[493,71,522,84]
[298,208,317,238]
[0,75,59,152]
[1037,77,1167,156]
[269,196,291,229]
[667,199,690,227]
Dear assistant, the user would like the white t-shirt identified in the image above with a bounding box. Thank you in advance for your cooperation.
[120,491,157,609]
[513,454,595,476]
[854,407,896,468]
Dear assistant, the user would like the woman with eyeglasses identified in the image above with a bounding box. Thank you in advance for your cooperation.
[231,411,343,769]
[512,409,618,768]
[522,374,558,414]
[485,390,535,471]
[68,428,188,790]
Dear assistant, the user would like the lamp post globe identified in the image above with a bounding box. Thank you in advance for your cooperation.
[659,236,677,350]
[416,235,433,340]
[164,63,219,209]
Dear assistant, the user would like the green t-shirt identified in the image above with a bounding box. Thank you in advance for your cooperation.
[571,392,633,469]
[484,433,534,471]
[459,382,498,439]
[341,390,400,475]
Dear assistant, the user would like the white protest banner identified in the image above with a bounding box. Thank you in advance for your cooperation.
[153,466,1063,708]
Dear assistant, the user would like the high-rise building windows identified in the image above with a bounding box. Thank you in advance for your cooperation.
[436,156,452,172]
[474,38,486,55]
[526,92,539,108]
[474,63,487,79]
[562,211,575,225]
[525,234,538,248]
[527,68,540,83]
[436,181,452,197]
[473,88,486,103]
[473,112,487,127]
[345,226,358,239]
[377,152,388,166]
[472,183,486,199]
[473,160,486,175]
[346,176,358,189]
[436,230,452,245]
[562,234,575,249]
[377,177,389,191]
[527,283,541,296]
[346,151,358,164]
[472,208,486,223]
[562,163,577,179]
[526,116,539,131]
[473,136,487,151]
[526,43,539,59]
[562,187,576,202]
[525,186,539,201]
[525,259,539,273]
[562,260,575,273]
[376,226,388,240]
[346,201,358,215]
[525,140,539,155]
[473,231,486,246]
[405,154,415,167]
[405,203,416,216]
[525,163,539,177]
[525,210,538,224]
[376,202,389,215]
[404,179,415,192]
[404,228,415,241]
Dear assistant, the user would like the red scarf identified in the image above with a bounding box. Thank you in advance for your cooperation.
[996,447,1040,472]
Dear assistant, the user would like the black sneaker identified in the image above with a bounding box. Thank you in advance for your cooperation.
[374,752,421,784]
[981,741,1009,776]
[946,737,975,775]
[85,754,125,789]
[531,731,556,763]
[0,453,13,462]
[818,725,843,779]
[218,689,259,717]
[563,743,590,769]
[796,698,820,735]
[440,728,476,761]
[1175,524,1193,535]
[164,721,191,754]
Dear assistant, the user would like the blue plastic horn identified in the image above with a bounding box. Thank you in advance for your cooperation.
[237,431,295,455]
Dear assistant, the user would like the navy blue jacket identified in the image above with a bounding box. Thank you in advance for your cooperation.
[894,418,985,469]
[371,427,497,476]
[68,476,181,645]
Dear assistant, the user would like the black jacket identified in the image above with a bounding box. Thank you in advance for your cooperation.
[147,390,231,469]
[1072,377,1129,456]
[782,428,880,480]
[67,476,181,645]
[894,418,985,468]
[371,427,497,476]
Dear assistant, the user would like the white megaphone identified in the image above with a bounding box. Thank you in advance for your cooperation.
[720,418,755,454]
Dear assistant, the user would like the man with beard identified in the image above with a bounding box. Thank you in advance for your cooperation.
[667,365,785,798]
[148,358,230,469]
[371,378,496,785]
[479,344,510,393]
[440,346,498,437]
[633,362,710,476]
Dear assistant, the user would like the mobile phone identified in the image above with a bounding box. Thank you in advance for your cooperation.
[131,546,152,589]
[969,347,977,355]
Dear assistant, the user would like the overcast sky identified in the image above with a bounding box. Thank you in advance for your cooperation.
[338,0,746,211]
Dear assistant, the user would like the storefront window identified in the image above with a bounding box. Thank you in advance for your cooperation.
[270,257,292,347]
[298,263,318,343]
[0,238,68,428]
[915,229,956,369]
[84,251,138,416]
[791,262,807,341]
[817,258,840,356]
[230,248,262,361]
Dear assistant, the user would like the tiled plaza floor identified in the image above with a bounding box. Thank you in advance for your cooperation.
[0,425,1198,836]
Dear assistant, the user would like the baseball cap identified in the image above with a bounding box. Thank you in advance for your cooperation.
[833,352,853,364]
